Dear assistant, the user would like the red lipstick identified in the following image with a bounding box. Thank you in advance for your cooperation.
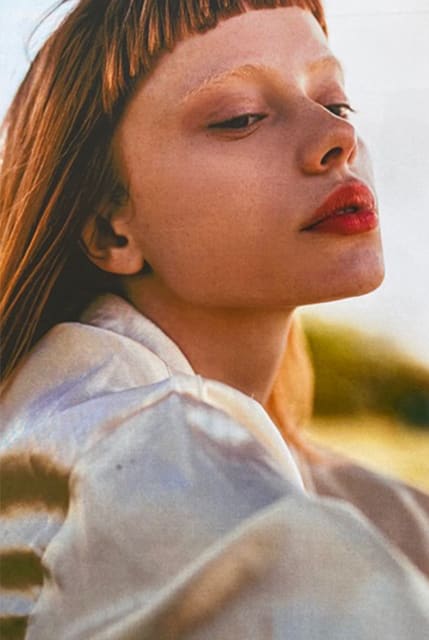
[303,182,378,235]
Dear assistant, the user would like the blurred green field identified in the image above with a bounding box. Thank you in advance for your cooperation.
[306,415,429,492]
[302,318,429,492]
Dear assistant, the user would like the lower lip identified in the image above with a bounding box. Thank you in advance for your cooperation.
[307,209,378,235]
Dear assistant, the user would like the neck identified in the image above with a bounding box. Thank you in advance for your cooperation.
[125,278,294,404]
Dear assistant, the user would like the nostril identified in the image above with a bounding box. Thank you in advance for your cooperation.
[321,146,343,165]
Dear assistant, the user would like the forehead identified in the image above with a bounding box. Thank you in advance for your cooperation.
[141,7,330,100]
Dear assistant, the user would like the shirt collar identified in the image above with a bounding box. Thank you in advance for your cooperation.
[80,294,305,490]
[80,294,195,376]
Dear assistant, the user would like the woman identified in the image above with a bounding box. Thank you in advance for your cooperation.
[1,1,428,638]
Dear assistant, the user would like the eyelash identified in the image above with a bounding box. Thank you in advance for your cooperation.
[207,102,355,132]
[325,103,356,119]
[208,113,267,130]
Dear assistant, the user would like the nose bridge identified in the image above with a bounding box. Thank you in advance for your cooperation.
[297,98,358,174]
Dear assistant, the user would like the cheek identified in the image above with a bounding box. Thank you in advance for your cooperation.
[127,157,293,302]
[122,119,295,242]
[121,126,306,306]
[133,144,285,250]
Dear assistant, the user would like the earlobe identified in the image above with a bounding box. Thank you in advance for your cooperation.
[80,213,145,275]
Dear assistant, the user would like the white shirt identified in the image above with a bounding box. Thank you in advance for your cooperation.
[1,294,429,639]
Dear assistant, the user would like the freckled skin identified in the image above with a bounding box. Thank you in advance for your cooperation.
[113,7,384,310]
[85,7,384,400]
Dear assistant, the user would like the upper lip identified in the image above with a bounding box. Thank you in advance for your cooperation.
[302,180,377,230]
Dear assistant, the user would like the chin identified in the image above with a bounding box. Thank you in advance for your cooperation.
[297,244,385,307]
[325,250,385,303]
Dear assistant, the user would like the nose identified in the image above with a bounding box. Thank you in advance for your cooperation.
[298,104,358,175]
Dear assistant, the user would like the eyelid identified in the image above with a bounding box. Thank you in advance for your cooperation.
[325,103,356,118]
[208,113,267,130]
[181,82,271,130]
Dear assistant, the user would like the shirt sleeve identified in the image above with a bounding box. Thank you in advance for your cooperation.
[300,448,429,579]
[24,390,429,640]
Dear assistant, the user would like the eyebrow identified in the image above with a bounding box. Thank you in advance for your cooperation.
[181,55,344,103]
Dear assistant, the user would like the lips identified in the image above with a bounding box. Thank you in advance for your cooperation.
[302,181,378,235]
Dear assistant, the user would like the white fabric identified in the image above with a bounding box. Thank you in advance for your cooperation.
[1,293,429,639]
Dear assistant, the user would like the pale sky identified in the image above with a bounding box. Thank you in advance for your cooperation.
[1,0,429,362]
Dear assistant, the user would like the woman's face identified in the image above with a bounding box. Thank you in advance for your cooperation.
[113,6,384,310]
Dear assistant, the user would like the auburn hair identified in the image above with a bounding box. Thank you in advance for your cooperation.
[0,0,326,451]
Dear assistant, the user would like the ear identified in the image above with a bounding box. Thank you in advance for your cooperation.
[81,208,145,276]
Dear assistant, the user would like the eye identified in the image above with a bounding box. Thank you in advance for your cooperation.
[208,113,267,130]
[325,103,356,119]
